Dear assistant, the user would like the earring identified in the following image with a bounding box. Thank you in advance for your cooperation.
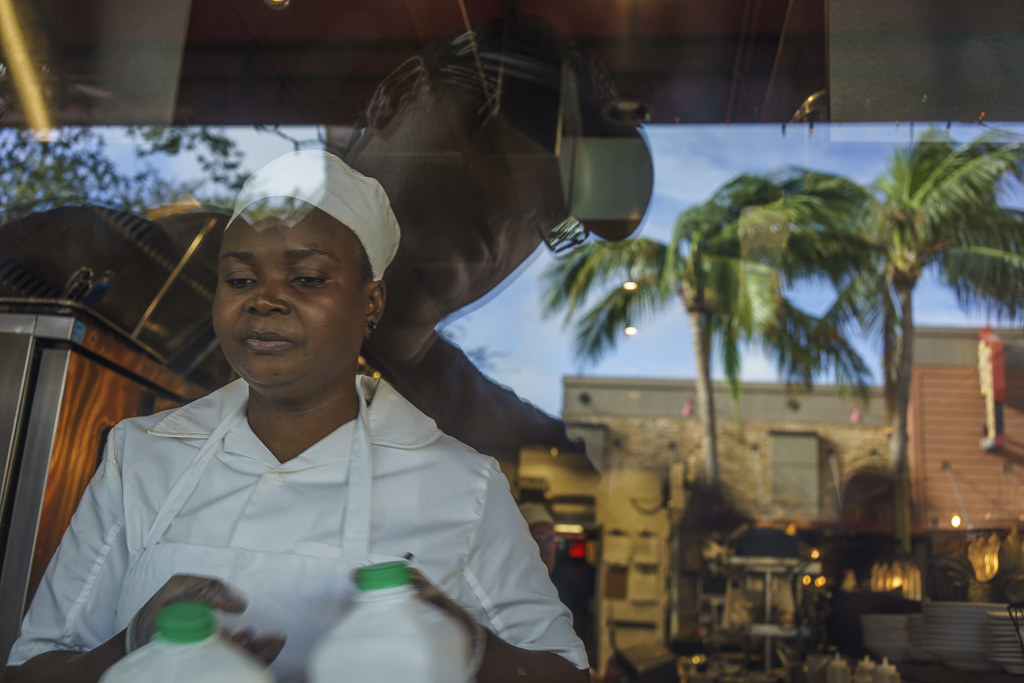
[365,320,377,331]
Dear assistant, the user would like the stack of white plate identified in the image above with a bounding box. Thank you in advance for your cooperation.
[861,614,911,662]
[986,611,1024,674]
[906,614,937,662]
[923,602,1005,672]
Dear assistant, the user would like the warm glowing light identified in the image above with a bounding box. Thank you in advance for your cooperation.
[801,575,812,586]
[550,447,559,457]
[785,523,797,536]
[951,514,962,528]
[0,0,52,135]
[892,576,902,589]
[810,548,820,560]
[623,281,638,291]
[624,327,638,336]
[814,576,826,588]
[264,0,291,8]
[554,524,584,535]
[372,371,381,378]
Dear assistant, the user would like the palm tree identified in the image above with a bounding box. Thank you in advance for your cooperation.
[826,129,1024,550]
[544,171,872,484]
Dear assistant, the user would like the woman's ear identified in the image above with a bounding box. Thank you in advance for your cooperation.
[365,280,386,325]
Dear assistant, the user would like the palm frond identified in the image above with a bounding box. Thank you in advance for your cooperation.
[542,238,669,323]
[762,299,872,401]
[569,275,672,365]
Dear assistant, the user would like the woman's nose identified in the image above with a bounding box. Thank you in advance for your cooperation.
[247,281,291,315]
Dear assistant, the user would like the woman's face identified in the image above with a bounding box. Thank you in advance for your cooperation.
[212,209,384,402]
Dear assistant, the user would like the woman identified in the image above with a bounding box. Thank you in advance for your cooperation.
[6,151,588,683]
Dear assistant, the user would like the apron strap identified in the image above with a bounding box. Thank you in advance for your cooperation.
[138,402,248,554]
[340,394,373,562]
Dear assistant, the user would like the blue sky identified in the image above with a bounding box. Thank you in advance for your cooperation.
[103,121,1024,416]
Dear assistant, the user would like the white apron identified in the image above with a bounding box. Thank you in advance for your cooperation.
[114,397,406,683]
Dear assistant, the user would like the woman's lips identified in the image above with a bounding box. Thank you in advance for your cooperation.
[242,333,294,353]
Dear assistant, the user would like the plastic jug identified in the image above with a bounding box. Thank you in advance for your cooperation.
[307,561,473,683]
[853,656,876,683]
[827,652,851,683]
[99,601,274,683]
[873,657,900,683]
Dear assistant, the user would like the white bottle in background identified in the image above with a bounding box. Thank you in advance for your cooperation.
[307,561,472,683]
[100,601,274,683]
[853,655,876,683]
[873,657,900,683]
[827,652,851,683]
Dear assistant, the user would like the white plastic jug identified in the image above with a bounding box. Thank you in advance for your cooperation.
[853,655,876,683]
[99,601,274,683]
[307,561,473,683]
[872,657,900,683]
[827,652,851,683]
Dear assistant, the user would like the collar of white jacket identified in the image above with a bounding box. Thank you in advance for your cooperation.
[227,150,401,281]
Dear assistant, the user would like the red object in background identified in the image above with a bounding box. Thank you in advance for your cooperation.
[568,540,587,559]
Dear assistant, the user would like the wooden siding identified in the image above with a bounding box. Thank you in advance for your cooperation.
[909,366,1024,530]
[26,352,184,607]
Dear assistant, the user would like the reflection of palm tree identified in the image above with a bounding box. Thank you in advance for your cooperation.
[826,129,1024,550]
[544,171,872,484]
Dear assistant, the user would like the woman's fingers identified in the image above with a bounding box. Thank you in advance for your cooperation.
[245,634,287,666]
[225,629,286,666]
[129,575,249,651]
[179,577,247,613]
[228,628,256,648]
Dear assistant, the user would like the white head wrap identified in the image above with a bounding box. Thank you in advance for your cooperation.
[228,150,401,281]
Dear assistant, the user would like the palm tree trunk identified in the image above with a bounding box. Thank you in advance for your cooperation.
[889,281,915,553]
[688,309,718,484]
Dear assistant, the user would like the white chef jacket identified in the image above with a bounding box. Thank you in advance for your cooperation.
[9,376,587,670]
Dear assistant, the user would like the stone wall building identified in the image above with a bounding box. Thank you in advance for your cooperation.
[563,377,889,524]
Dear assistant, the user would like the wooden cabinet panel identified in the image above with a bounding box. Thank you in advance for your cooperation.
[27,352,182,607]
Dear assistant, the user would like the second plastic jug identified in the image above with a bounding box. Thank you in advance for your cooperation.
[306,561,473,683]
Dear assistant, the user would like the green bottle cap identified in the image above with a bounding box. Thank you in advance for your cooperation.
[355,561,411,591]
[156,601,217,644]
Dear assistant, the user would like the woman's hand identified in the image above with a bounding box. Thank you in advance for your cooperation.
[406,568,587,683]
[127,574,285,665]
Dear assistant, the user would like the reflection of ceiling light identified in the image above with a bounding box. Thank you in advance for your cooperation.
[0,0,52,136]
[624,327,638,336]
[264,0,291,9]
[554,524,584,535]
[623,281,638,291]
[951,514,962,528]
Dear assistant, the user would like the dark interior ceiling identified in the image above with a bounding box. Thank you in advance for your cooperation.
[10,0,829,126]
[175,0,827,125]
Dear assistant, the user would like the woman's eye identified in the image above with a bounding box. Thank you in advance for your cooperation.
[294,276,326,286]
[225,277,254,287]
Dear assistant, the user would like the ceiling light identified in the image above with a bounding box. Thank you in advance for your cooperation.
[951,514,962,528]
[623,281,638,291]
[814,576,826,588]
[553,524,584,535]
[624,327,638,336]
[810,548,820,560]
[0,0,52,136]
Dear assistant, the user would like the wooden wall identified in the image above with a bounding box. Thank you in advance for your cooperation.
[27,351,184,607]
[909,366,1024,531]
